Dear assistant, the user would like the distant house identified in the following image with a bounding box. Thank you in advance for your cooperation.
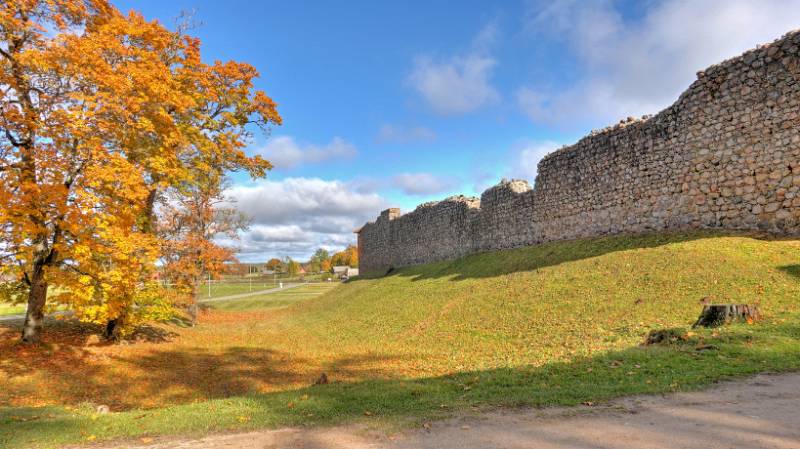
[261,268,276,275]
[333,266,358,278]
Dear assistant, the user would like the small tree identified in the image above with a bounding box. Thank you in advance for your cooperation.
[156,180,249,332]
[330,245,358,267]
[286,258,300,277]
[265,258,282,272]
[321,259,332,273]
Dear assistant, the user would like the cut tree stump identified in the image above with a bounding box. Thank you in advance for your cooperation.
[692,304,760,328]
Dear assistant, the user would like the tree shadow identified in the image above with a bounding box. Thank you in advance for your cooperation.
[0,317,177,346]
[372,231,798,282]
[777,264,800,279]
[0,318,413,411]
[3,319,799,449]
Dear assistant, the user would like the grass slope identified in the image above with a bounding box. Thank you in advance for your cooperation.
[2,232,800,448]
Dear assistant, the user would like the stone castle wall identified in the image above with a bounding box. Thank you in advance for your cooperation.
[357,30,800,275]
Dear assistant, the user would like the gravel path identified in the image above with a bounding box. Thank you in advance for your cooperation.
[93,372,800,449]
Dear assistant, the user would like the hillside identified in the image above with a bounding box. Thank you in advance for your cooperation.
[277,231,800,376]
[3,231,800,448]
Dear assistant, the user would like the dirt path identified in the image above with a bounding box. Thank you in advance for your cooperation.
[94,372,800,449]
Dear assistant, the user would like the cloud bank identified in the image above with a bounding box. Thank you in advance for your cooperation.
[518,0,800,127]
[223,178,386,261]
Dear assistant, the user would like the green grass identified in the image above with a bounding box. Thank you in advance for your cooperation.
[0,303,25,317]
[201,276,336,299]
[200,280,279,299]
[2,231,800,448]
[207,283,339,311]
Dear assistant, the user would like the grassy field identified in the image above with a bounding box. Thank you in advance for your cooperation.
[200,279,279,299]
[0,280,336,316]
[207,283,339,311]
[200,275,335,299]
[1,231,800,448]
[0,303,25,317]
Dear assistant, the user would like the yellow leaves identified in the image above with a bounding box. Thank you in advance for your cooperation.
[3,0,281,340]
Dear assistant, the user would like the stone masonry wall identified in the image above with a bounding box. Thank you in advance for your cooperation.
[357,30,800,276]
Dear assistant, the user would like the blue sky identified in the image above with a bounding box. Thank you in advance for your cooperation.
[117,0,800,261]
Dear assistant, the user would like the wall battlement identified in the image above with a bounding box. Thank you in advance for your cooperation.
[357,30,800,276]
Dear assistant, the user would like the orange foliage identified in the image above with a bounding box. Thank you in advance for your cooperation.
[0,1,281,340]
[330,245,359,268]
[321,259,332,273]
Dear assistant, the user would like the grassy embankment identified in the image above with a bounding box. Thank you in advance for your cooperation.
[1,232,799,448]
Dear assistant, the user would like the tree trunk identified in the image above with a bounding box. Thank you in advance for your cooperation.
[186,303,198,326]
[103,313,126,341]
[693,304,760,328]
[21,266,48,343]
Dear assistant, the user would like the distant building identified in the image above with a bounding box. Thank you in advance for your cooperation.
[332,266,358,279]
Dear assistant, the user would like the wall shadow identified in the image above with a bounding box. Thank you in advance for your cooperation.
[2,318,799,448]
[371,230,800,282]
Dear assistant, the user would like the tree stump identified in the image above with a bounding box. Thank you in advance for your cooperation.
[692,304,760,328]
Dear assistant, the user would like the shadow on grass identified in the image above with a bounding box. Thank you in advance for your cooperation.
[778,264,800,279]
[0,319,409,411]
[350,231,797,282]
[2,319,799,449]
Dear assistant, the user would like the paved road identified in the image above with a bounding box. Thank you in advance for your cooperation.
[95,372,800,449]
[0,283,313,322]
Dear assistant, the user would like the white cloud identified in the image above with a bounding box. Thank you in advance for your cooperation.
[407,24,499,115]
[519,0,800,127]
[224,178,386,261]
[255,136,357,169]
[376,124,437,144]
[409,55,498,115]
[248,225,308,243]
[392,172,459,196]
[508,140,562,181]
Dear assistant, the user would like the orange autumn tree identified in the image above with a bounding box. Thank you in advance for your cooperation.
[157,178,250,326]
[320,258,332,273]
[330,245,359,268]
[75,9,280,338]
[0,1,280,342]
[265,258,283,271]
